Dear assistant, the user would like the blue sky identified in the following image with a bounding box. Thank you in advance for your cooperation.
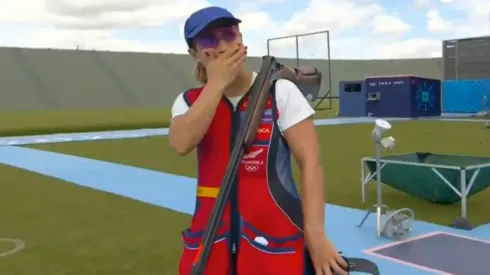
[0,0,488,59]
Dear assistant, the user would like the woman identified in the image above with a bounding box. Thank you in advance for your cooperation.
[169,6,347,275]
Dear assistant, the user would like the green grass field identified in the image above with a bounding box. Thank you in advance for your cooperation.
[26,120,490,225]
[0,98,338,137]
[0,116,489,274]
[0,165,187,275]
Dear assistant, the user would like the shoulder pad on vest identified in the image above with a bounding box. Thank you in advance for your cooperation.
[182,87,204,106]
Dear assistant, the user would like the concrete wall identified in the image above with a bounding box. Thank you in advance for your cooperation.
[0,47,443,110]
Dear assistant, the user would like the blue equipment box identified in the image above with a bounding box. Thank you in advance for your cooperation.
[364,75,441,118]
[338,81,366,117]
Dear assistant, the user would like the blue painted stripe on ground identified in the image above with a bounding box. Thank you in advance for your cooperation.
[0,145,194,215]
[1,145,489,274]
[0,115,484,146]
[0,146,485,242]
[0,128,169,146]
[0,112,488,274]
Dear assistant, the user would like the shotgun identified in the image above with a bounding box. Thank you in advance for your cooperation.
[190,56,380,275]
[191,55,281,275]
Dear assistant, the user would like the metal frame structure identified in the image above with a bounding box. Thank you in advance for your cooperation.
[266,30,333,110]
[360,157,490,219]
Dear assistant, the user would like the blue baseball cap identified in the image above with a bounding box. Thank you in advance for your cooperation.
[184,6,241,48]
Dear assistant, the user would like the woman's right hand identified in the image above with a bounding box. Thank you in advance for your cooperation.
[206,46,247,90]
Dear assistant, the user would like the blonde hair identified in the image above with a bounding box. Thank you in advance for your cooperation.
[194,62,208,84]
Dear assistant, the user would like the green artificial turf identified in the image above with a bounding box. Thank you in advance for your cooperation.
[0,108,172,137]
[1,118,487,274]
[0,99,338,137]
[27,119,490,226]
[0,165,188,275]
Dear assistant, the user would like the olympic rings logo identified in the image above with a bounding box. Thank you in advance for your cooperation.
[244,165,259,172]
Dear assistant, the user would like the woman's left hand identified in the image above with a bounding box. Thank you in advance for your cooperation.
[307,234,348,275]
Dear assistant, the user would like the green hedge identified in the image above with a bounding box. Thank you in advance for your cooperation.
[0,108,171,137]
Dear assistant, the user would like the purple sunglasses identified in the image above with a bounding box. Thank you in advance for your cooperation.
[194,25,239,49]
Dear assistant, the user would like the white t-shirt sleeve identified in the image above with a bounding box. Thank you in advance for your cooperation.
[275,79,315,132]
[171,93,190,118]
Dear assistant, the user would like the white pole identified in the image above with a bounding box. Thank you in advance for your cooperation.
[361,159,366,202]
[460,169,467,218]
[375,143,382,237]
